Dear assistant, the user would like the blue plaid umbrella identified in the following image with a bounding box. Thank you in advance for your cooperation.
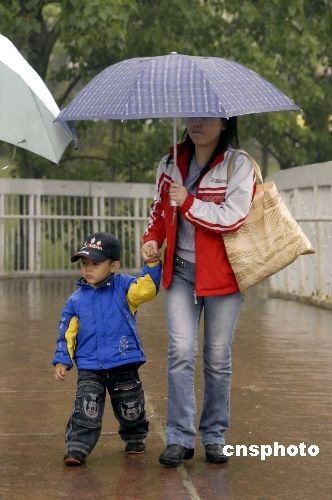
[56,53,300,180]
[56,53,299,122]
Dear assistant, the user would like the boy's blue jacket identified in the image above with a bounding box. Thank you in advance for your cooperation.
[52,262,161,370]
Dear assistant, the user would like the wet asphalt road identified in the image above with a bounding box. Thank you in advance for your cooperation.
[0,277,331,499]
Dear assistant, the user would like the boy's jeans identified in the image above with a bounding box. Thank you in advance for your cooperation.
[65,364,148,458]
[165,256,243,448]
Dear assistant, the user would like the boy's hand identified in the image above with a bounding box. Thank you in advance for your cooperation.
[54,363,68,382]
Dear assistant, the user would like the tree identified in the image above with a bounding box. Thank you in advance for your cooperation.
[207,0,331,173]
[0,0,221,178]
[0,0,330,180]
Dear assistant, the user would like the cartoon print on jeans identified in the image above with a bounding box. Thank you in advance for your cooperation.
[119,400,142,421]
[83,393,99,418]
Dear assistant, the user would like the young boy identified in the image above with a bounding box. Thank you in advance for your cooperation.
[53,231,161,466]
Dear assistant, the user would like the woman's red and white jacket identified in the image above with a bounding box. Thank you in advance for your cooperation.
[143,143,256,296]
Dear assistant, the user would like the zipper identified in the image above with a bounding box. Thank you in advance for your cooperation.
[192,166,206,304]
[171,206,177,225]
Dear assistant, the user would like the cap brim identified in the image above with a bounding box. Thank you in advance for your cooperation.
[71,249,107,263]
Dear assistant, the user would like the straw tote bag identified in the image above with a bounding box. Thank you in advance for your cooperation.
[222,150,316,293]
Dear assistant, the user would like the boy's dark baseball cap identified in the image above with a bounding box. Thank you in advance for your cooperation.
[71,232,121,262]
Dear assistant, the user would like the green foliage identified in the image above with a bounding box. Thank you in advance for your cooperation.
[0,0,330,180]
[209,0,331,170]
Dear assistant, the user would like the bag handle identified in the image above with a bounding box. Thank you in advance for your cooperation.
[227,149,263,184]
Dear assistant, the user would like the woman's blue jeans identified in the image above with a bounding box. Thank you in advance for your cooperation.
[165,257,243,448]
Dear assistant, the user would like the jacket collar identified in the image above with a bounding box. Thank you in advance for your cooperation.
[77,273,114,289]
[170,142,225,182]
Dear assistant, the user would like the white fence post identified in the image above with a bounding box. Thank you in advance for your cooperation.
[92,194,99,234]
[0,194,4,273]
[28,194,35,272]
[35,194,41,272]
[99,197,106,233]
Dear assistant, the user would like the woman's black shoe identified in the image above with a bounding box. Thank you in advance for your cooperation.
[159,444,194,466]
[205,444,229,463]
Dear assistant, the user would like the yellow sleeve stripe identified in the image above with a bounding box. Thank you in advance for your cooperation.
[126,274,157,314]
[64,316,79,361]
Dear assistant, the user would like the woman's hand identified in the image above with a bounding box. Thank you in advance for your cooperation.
[141,240,160,262]
[169,182,188,206]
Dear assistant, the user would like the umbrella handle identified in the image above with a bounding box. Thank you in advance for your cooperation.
[170,118,178,207]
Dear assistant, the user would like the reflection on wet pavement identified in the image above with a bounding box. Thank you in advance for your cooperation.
[0,278,331,499]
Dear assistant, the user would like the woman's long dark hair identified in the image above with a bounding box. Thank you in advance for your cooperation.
[182,116,239,170]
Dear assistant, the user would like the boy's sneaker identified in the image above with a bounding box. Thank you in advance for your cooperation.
[125,441,145,454]
[64,452,86,466]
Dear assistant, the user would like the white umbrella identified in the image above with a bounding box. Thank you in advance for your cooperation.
[0,34,74,164]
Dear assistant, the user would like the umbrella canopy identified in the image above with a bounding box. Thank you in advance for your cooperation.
[56,53,300,122]
[0,34,74,164]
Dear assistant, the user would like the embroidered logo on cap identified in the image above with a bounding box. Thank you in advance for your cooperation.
[82,237,103,251]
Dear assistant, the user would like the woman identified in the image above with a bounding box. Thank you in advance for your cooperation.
[142,117,256,466]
